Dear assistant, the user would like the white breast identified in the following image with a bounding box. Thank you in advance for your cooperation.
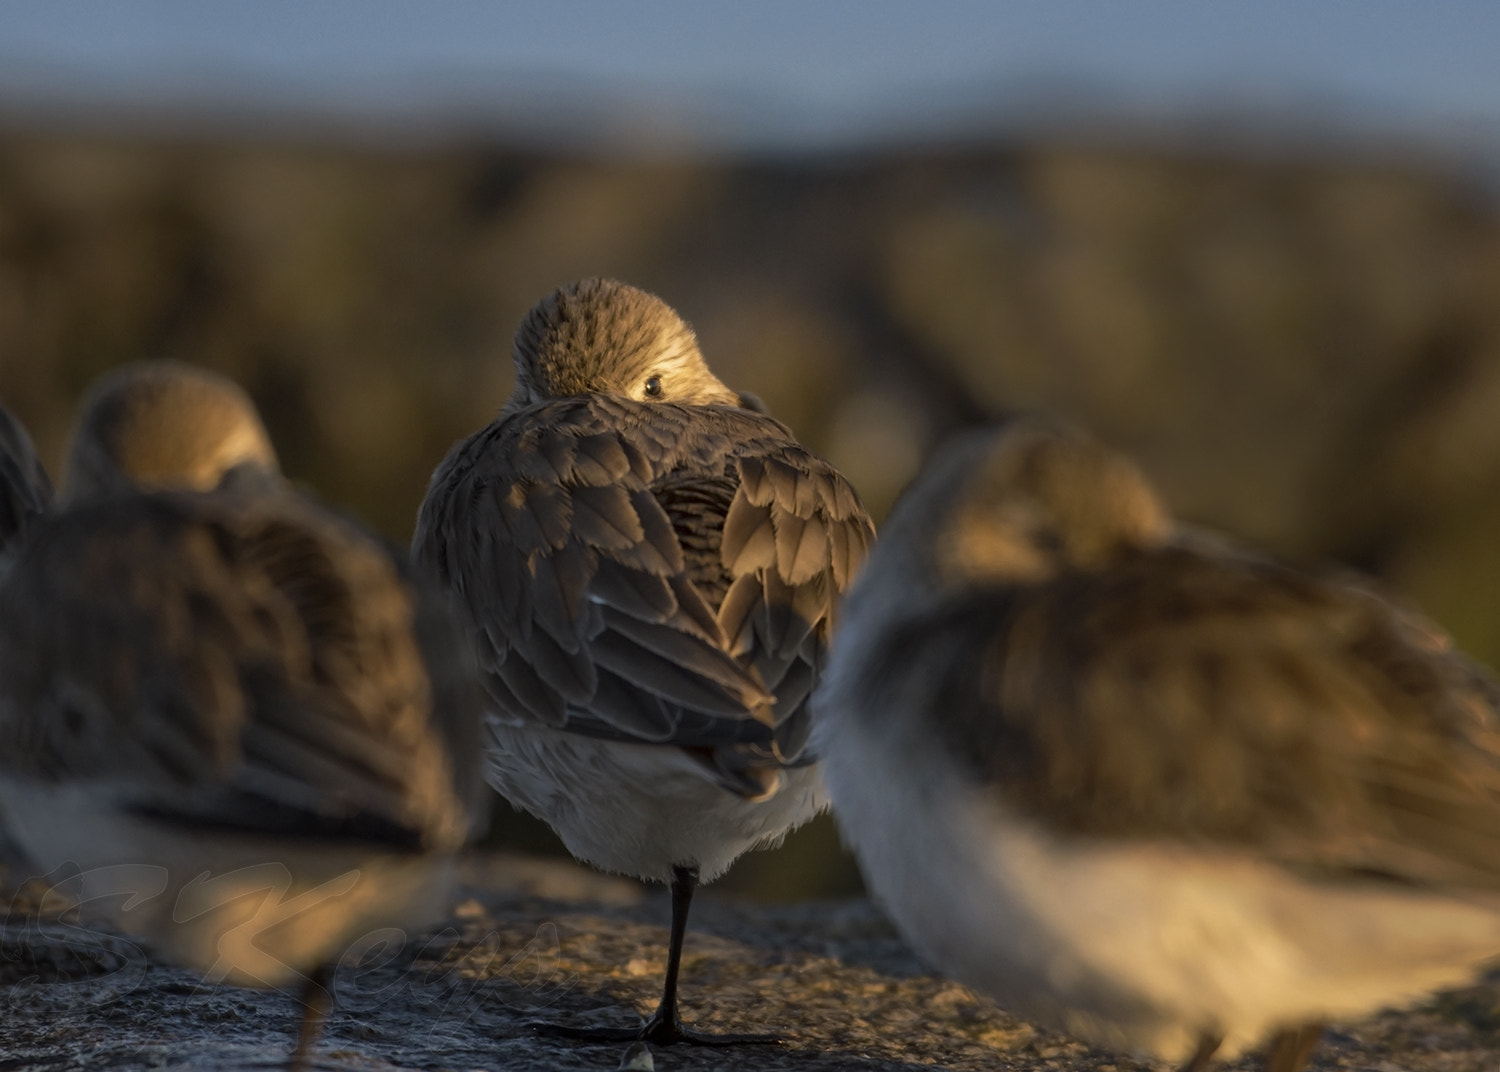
[821,716,1500,1064]
[483,716,826,884]
[0,777,457,989]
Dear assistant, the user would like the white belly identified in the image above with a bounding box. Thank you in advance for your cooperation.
[822,725,1500,1063]
[483,717,826,883]
[0,777,458,989]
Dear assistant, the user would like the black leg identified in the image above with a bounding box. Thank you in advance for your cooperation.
[530,864,779,1046]
[635,863,695,1043]
[1179,1032,1222,1072]
[1263,1022,1323,1072]
[288,962,334,1071]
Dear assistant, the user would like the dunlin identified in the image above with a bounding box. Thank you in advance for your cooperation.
[415,279,874,1044]
[817,417,1500,1072]
[0,363,484,1067]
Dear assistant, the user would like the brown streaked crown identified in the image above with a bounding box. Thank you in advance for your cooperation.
[510,278,739,408]
[64,362,280,500]
[864,418,1169,604]
[938,418,1169,581]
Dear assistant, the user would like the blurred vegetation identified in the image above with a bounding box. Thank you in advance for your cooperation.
[2,127,1498,899]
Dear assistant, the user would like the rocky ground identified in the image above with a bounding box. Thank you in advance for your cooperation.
[2,852,1498,1072]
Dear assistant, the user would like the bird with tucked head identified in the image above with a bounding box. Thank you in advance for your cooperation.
[416,278,875,1045]
[817,416,1500,1072]
[0,362,484,1070]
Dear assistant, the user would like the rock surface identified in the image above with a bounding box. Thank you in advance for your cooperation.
[2,852,1498,1071]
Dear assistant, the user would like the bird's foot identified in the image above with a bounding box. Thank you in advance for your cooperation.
[529,1007,781,1046]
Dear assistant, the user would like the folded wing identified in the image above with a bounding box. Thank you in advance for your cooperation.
[857,542,1500,890]
[0,490,482,852]
[415,394,874,791]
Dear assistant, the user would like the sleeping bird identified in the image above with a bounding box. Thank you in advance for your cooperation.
[816,415,1500,1072]
[415,278,874,1044]
[0,362,484,1069]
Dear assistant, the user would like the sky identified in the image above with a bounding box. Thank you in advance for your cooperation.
[1,1,1498,152]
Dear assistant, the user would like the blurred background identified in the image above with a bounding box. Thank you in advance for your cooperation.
[2,1,1499,899]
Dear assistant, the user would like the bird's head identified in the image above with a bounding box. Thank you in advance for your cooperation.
[508,278,740,408]
[64,361,281,500]
[880,417,1171,597]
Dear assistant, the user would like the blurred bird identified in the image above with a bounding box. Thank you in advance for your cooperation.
[415,278,874,1044]
[61,361,279,499]
[815,416,1500,1072]
[0,401,55,872]
[0,362,485,1069]
[0,401,54,570]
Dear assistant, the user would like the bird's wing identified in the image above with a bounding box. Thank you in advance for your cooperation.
[0,490,481,851]
[861,543,1500,890]
[712,417,876,767]
[0,405,54,563]
[414,395,874,773]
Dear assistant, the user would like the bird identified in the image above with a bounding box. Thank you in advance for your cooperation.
[814,415,1500,1072]
[0,400,55,873]
[0,400,54,570]
[59,360,280,499]
[414,278,874,1045]
[0,362,485,1069]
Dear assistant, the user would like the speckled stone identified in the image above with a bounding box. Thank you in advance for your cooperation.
[1,852,1497,1071]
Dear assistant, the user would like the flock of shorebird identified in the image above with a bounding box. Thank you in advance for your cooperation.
[1,277,1499,1072]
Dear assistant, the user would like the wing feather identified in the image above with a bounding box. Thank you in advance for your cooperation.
[587,671,679,741]
[718,573,762,658]
[590,628,766,717]
[574,432,636,482]
[492,650,564,725]
[523,622,599,702]
[623,487,686,574]
[722,497,778,575]
[590,558,679,622]
[0,490,482,850]
[861,544,1500,889]
[597,606,770,705]
[568,484,646,550]
[414,396,875,776]
[530,540,596,648]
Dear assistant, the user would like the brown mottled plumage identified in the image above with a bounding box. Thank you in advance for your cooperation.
[0,363,483,1069]
[0,490,481,847]
[415,278,874,1044]
[0,402,53,568]
[817,417,1500,1072]
[420,393,866,780]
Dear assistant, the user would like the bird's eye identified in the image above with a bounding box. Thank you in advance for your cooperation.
[643,375,663,398]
